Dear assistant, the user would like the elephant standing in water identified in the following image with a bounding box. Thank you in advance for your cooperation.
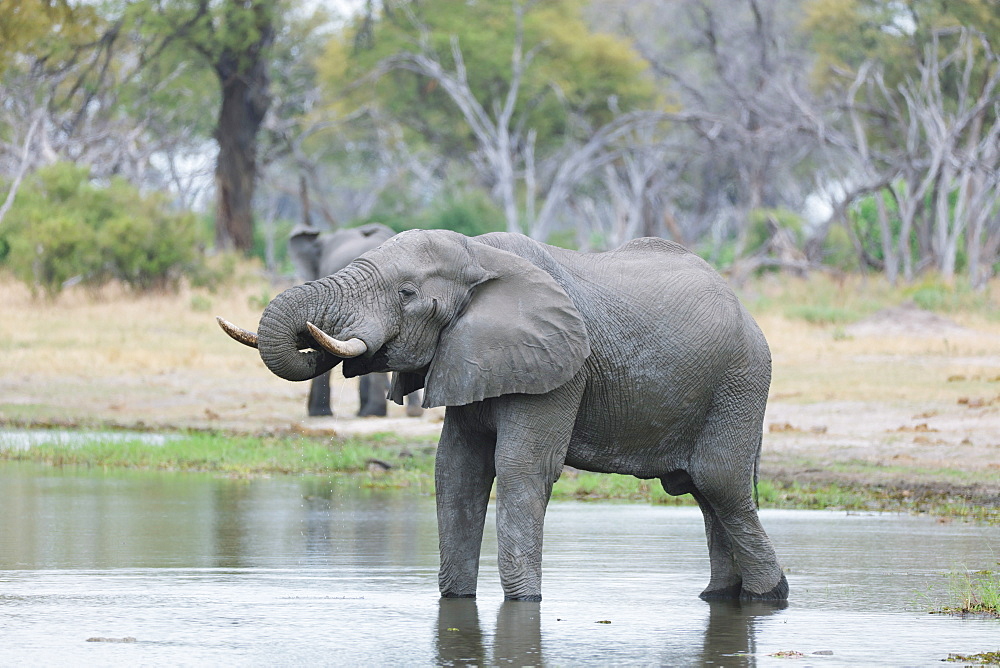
[219,230,787,602]
[287,223,421,418]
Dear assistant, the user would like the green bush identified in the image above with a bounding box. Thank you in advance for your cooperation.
[746,207,805,252]
[426,191,506,237]
[820,223,859,271]
[2,163,199,296]
[902,276,996,315]
[544,229,580,250]
[360,187,506,238]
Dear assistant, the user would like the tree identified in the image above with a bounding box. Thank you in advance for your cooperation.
[120,0,280,253]
[805,2,1000,285]
[0,1,96,74]
[321,0,659,242]
[0,0,104,227]
[615,0,823,258]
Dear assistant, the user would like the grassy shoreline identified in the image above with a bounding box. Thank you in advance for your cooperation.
[2,429,997,523]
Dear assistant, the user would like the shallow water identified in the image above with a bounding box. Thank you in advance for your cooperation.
[1,461,997,666]
[0,429,177,451]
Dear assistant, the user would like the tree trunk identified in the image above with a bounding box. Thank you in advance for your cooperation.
[214,60,271,253]
[875,190,898,285]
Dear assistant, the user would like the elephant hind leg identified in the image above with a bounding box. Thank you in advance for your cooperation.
[690,461,787,600]
[659,470,744,599]
[692,489,743,600]
[688,410,787,601]
[405,390,424,418]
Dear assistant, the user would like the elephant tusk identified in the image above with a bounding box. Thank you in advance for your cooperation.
[306,322,367,358]
[216,316,259,349]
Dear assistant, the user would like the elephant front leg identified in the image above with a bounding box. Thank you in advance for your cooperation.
[493,384,582,601]
[307,371,333,417]
[357,373,388,417]
[405,390,425,418]
[436,408,496,598]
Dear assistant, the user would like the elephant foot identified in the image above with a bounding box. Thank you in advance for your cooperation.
[699,581,743,601]
[739,574,789,602]
[308,407,334,417]
[441,593,477,599]
[504,594,542,602]
[357,407,388,417]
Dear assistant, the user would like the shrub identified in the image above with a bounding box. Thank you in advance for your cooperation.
[903,275,996,315]
[360,187,506,238]
[2,163,199,297]
[820,224,859,271]
[746,207,805,252]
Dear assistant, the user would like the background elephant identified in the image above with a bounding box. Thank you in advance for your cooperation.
[287,222,421,418]
[220,229,786,602]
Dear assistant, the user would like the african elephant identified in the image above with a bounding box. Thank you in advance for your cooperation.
[287,222,421,418]
[218,229,787,602]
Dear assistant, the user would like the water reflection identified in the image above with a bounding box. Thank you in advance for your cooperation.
[0,463,439,571]
[700,600,787,666]
[436,598,487,665]
[432,597,789,667]
[436,599,544,666]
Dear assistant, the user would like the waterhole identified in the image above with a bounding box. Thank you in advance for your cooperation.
[1,461,996,666]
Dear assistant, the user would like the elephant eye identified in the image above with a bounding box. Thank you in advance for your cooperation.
[399,286,418,299]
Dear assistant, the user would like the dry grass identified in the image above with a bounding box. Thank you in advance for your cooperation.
[758,313,1000,405]
[736,272,1000,405]
[0,267,444,433]
[0,261,281,377]
[0,268,385,432]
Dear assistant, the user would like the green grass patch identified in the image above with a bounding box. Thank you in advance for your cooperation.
[551,471,691,505]
[944,651,1000,663]
[2,430,996,522]
[741,273,1000,323]
[938,566,1000,617]
[0,430,438,478]
[782,304,862,325]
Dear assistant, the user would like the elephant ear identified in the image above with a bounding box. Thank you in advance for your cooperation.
[422,241,591,408]
[288,225,322,281]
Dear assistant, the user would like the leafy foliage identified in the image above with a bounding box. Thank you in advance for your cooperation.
[804,0,1000,85]
[2,163,199,296]
[360,186,506,238]
[0,0,102,73]
[319,0,656,156]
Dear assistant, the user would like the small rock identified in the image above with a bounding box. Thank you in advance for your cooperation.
[366,458,393,473]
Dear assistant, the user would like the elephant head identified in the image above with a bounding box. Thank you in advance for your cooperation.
[287,222,395,281]
[219,229,591,408]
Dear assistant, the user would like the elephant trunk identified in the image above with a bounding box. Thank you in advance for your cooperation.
[256,281,343,382]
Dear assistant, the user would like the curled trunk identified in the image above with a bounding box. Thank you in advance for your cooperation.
[256,282,341,382]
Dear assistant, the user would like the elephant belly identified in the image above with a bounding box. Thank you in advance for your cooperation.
[564,376,711,478]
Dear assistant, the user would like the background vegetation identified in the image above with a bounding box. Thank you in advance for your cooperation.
[0,0,998,296]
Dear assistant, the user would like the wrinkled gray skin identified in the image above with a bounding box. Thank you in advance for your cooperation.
[250,230,787,602]
[288,222,421,418]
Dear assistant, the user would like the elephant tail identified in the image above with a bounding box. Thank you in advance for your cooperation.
[753,433,762,509]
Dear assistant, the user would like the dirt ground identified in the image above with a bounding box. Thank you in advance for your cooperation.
[1,275,998,503]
